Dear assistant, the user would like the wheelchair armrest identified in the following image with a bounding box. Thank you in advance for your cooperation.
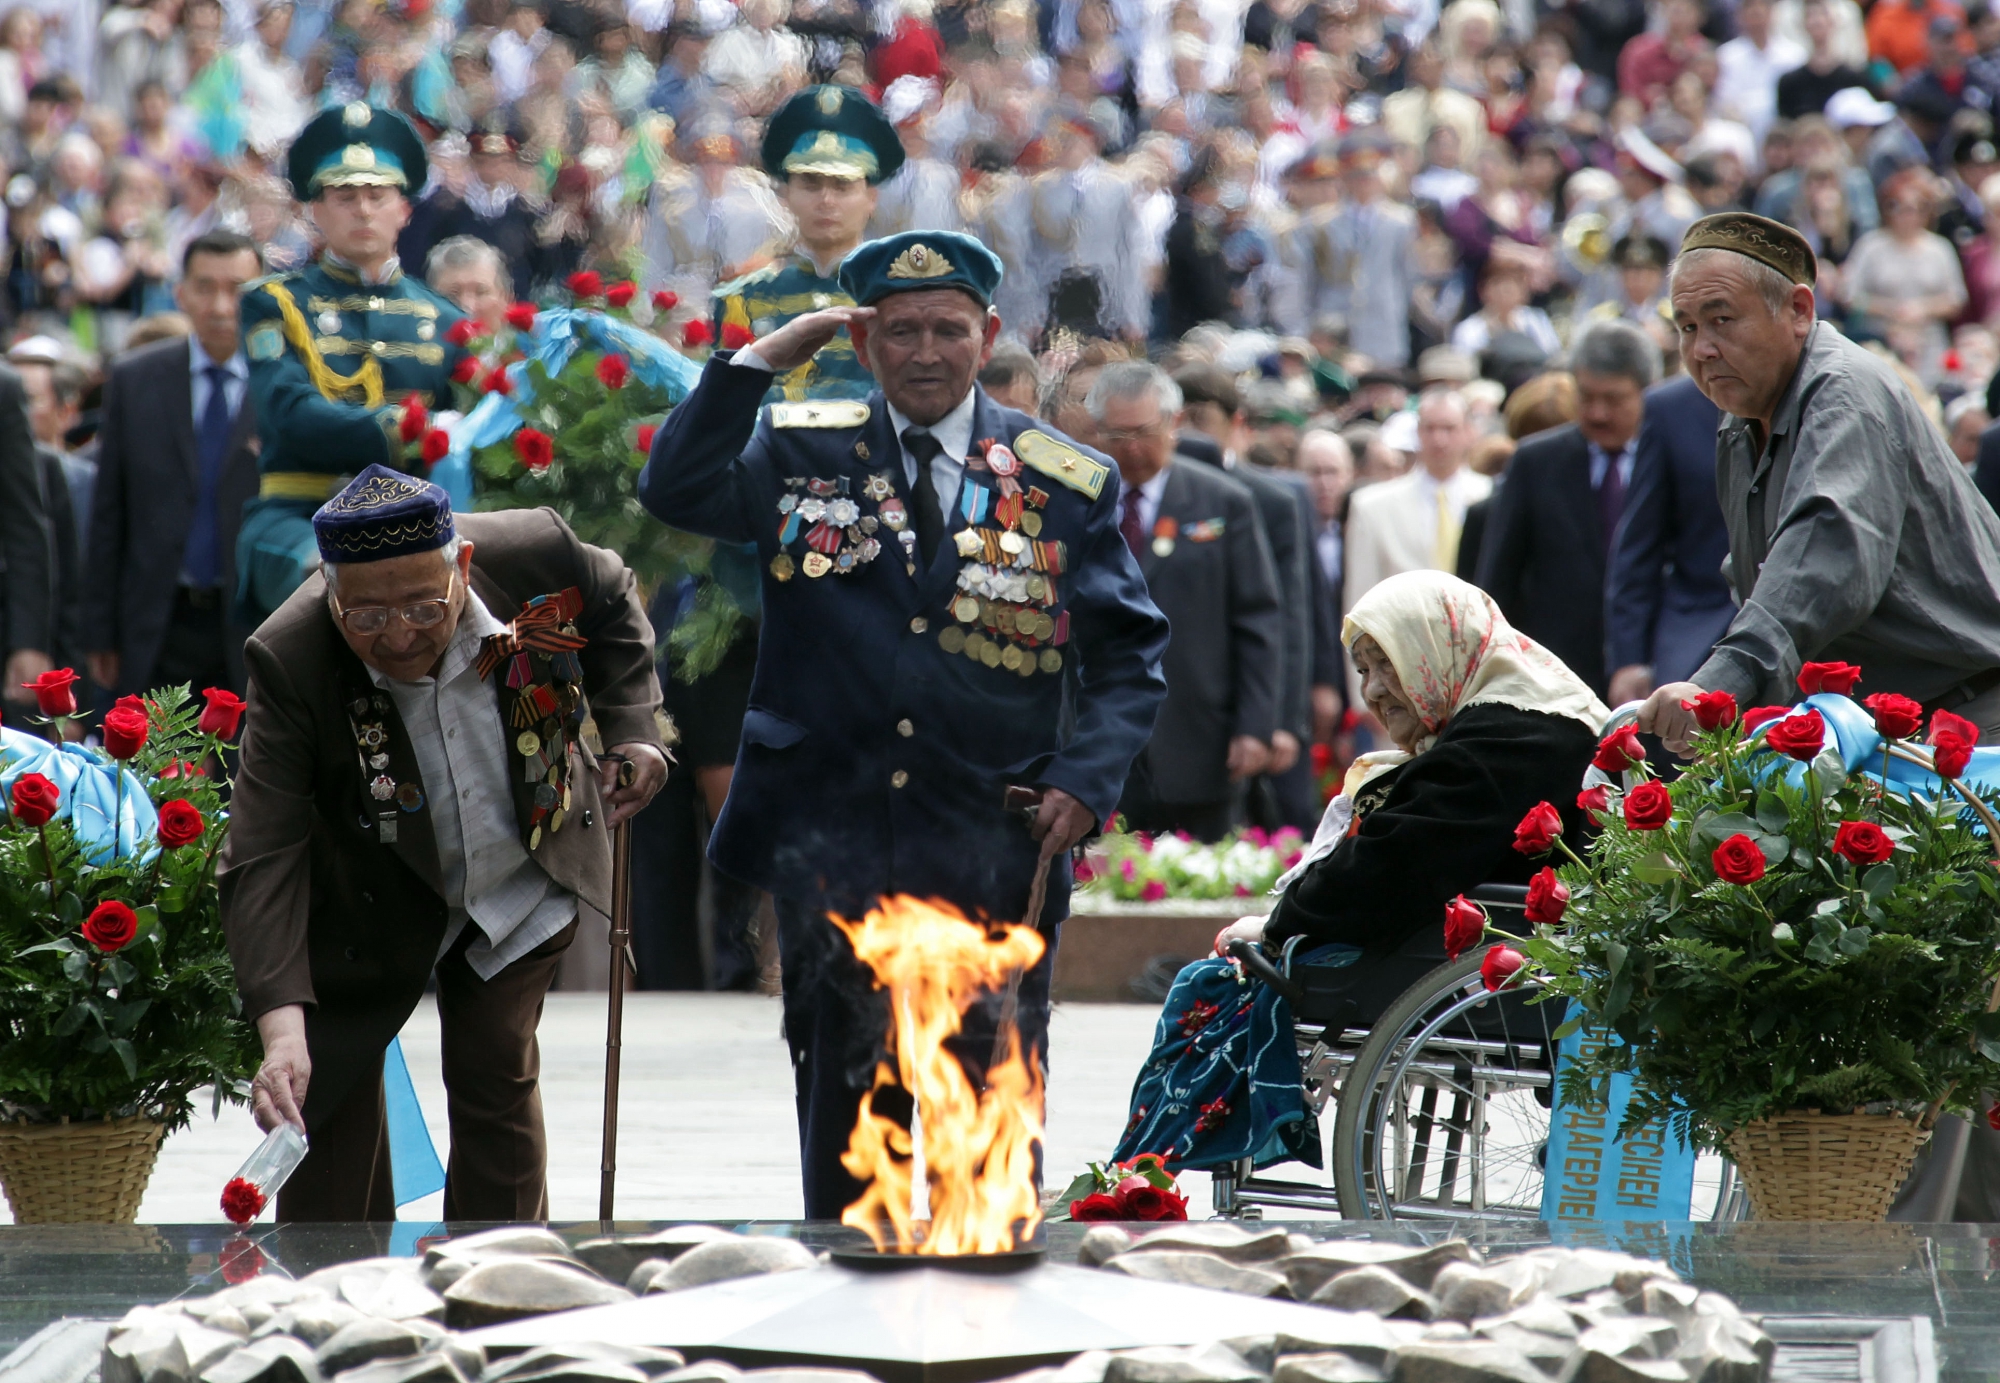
[1466,884,1530,909]
[1228,940,1306,1006]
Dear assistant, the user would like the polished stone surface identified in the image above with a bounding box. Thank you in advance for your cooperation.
[0,1222,1995,1381]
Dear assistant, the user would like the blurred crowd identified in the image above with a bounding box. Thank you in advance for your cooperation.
[16,0,2000,982]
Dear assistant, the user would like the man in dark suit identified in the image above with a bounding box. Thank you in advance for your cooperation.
[84,231,265,700]
[0,352,55,726]
[1098,362,1284,841]
[1605,372,1732,706]
[1174,366,1321,828]
[1476,320,1658,695]
[220,473,669,1220]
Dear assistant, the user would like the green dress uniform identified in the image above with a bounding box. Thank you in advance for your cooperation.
[710,83,907,406]
[234,102,471,624]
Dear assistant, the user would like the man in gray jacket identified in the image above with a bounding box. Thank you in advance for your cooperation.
[1638,211,2000,1222]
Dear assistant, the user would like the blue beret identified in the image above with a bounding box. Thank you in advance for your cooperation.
[286,102,428,201]
[313,464,455,564]
[837,232,1005,309]
[760,84,905,185]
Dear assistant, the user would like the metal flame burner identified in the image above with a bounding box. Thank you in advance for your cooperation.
[468,1252,1359,1383]
[825,1226,1047,1272]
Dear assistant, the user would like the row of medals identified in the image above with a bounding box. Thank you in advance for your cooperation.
[768,471,901,581]
[507,649,584,851]
[352,694,423,844]
[942,442,1067,677]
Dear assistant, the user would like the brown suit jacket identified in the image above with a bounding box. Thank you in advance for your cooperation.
[217,508,664,1133]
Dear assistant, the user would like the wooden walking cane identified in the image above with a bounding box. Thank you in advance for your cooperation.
[599,761,638,1221]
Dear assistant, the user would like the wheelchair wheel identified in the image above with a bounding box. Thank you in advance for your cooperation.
[1332,951,1561,1220]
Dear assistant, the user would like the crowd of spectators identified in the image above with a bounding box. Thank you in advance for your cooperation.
[18,0,2000,977]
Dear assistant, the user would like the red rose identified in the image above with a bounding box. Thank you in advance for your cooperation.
[1592,725,1645,773]
[596,353,631,389]
[504,302,537,331]
[1832,819,1893,866]
[652,289,679,312]
[1576,785,1609,816]
[1932,709,1980,746]
[1711,833,1767,885]
[220,1237,264,1284]
[567,270,604,298]
[114,694,146,715]
[398,393,427,443]
[681,319,713,348]
[103,705,148,758]
[1069,1192,1125,1221]
[199,686,246,739]
[1934,734,1975,779]
[482,365,514,395]
[1863,692,1924,740]
[451,356,479,384]
[1524,866,1569,924]
[11,772,59,826]
[23,667,78,717]
[156,799,206,849]
[515,428,555,472]
[1443,894,1486,960]
[606,280,636,307]
[83,899,138,952]
[1990,1102,2000,1133]
[1686,689,1739,730]
[421,429,451,464]
[635,423,658,454]
[1512,800,1564,856]
[721,322,753,350]
[1623,780,1673,831]
[220,1176,266,1226]
[1797,661,1862,695]
[1763,709,1826,761]
[1742,706,1790,733]
[444,319,478,346]
[1480,945,1526,992]
[1119,1182,1189,1221]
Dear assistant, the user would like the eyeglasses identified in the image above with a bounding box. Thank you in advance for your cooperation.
[332,570,457,636]
[1097,421,1170,445]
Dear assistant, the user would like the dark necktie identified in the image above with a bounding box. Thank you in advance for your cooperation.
[1119,486,1146,559]
[182,364,234,589]
[902,426,945,568]
[1597,447,1627,558]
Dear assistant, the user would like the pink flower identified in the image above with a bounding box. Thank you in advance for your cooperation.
[1140,880,1167,902]
[1120,858,1137,882]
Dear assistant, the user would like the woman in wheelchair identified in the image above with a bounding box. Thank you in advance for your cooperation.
[1112,571,1610,1173]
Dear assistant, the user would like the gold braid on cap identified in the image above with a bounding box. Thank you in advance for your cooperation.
[1678,213,1816,287]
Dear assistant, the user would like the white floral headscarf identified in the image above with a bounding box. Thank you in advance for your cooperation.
[1275,571,1609,893]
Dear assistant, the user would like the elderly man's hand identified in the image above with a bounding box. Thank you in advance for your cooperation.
[1227,735,1272,779]
[599,742,670,829]
[1214,915,1267,956]
[251,1005,310,1133]
[749,307,876,373]
[1031,787,1096,859]
[1636,681,1708,757]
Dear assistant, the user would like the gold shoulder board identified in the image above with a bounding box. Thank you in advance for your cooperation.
[1014,430,1108,500]
[770,401,872,429]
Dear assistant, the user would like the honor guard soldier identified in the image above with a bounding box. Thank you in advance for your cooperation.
[235,103,472,626]
[641,231,1170,1219]
[711,84,905,402]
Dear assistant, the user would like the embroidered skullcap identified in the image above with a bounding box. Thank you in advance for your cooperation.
[1678,212,1818,287]
[312,464,455,564]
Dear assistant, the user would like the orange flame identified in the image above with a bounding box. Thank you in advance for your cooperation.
[832,895,1048,1255]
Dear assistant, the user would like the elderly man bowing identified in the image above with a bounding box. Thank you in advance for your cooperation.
[1637,212,2000,1222]
[219,467,670,1221]
[641,230,1169,1219]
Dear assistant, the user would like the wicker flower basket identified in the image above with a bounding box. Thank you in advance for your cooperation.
[1723,1109,1929,1221]
[0,1116,165,1224]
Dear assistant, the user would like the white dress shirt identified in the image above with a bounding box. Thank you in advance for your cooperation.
[188,335,248,425]
[368,589,577,980]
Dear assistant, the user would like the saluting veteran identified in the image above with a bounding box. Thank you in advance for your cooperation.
[641,230,1170,1219]
[219,467,669,1221]
[1637,212,2000,1223]
[235,103,472,625]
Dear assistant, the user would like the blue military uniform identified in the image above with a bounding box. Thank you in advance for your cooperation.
[641,231,1169,1218]
[235,103,470,624]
